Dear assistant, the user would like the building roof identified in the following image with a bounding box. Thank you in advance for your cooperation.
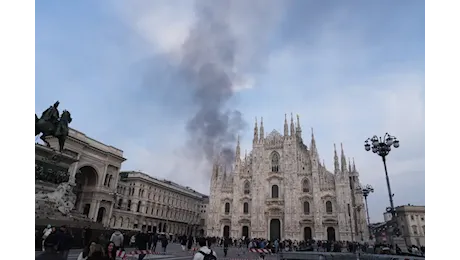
[120,170,208,198]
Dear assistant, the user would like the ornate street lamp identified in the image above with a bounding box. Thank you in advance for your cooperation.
[364,133,400,245]
[362,184,374,239]
[364,133,399,217]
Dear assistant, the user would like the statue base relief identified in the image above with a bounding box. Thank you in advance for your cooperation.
[35,144,96,227]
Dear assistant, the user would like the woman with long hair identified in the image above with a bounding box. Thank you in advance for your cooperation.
[105,242,117,260]
[77,241,97,260]
[87,244,106,260]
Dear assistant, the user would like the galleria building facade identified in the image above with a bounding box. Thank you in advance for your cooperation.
[207,115,369,242]
[43,128,208,236]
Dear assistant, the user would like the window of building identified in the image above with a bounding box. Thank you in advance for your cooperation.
[271,152,280,172]
[127,200,131,211]
[117,199,122,209]
[412,225,418,235]
[224,202,230,214]
[271,185,279,198]
[422,225,425,234]
[302,179,310,193]
[244,182,251,195]
[303,201,310,214]
[326,201,333,214]
[421,217,424,221]
[243,202,249,214]
[411,215,414,221]
[137,202,141,212]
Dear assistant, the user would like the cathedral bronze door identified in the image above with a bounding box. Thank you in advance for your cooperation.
[270,219,281,241]
[223,225,230,238]
[327,227,336,241]
[303,227,312,241]
[242,226,249,238]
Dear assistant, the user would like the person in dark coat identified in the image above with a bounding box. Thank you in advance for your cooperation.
[161,234,168,252]
[151,232,158,251]
[57,225,73,260]
[187,235,194,251]
[35,237,63,260]
[136,229,150,260]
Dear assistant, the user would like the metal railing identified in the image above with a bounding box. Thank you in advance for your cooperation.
[277,251,425,260]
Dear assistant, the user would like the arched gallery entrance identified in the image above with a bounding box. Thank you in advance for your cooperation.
[223,225,230,238]
[242,226,249,238]
[270,219,281,241]
[74,166,98,214]
[327,227,336,241]
[96,207,106,223]
[304,227,312,241]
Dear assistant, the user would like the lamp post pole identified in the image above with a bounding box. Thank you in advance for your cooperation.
[364,133,400,248]
[362,184,374,239]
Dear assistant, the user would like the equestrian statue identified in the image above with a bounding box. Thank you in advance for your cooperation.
[35,101,72,152]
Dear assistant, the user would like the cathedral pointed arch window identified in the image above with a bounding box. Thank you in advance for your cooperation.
[270,152,280,172]
[224,202,230,214]
[303,201,310,215]
[302,179,310,193]
[243,182,251,195]
[271,185,279,198]
[325,201,333,214]
[243,202,249,214]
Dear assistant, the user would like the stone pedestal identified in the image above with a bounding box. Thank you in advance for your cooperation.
[35,144,97,227]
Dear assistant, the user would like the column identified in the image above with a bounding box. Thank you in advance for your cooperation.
[100,164,109,187]
[95,200,101,221]
[106,202,115,227]
[88,200,97,221]
[131,200,139,213]
[68,154,81,184]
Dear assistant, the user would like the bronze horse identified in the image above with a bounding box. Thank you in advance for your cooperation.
[35,110,72,152]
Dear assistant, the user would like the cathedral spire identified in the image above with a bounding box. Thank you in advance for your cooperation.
[352,157,357,173]
[341,143,348,173]
[310,127,317,154]
[334,143,340,174]
[348,157,352,173]
[236,135,240,160]
[297,114,301,130]
[259,117,264,141]
[253,117,258,144]
[290,113,295,136]
[284,113,289,137]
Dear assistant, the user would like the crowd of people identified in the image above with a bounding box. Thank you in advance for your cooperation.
[36,225,425,259]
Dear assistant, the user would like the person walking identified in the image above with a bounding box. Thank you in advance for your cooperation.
[193,237,217,260]
[110,230,124,252]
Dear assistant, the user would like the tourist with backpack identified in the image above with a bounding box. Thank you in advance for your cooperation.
[193,237,217,260]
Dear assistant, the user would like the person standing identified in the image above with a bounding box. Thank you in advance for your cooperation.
[193,237,217,260]
[57,225,73,260]
[42,225,53,251]
[136,228,149,260]
[110,230,124,252]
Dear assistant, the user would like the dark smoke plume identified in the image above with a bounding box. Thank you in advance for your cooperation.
[180,1,246,169]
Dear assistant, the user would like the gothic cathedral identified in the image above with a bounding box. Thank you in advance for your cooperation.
[206,114,369,242]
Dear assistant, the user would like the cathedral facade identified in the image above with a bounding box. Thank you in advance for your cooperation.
[206,114,369,242]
